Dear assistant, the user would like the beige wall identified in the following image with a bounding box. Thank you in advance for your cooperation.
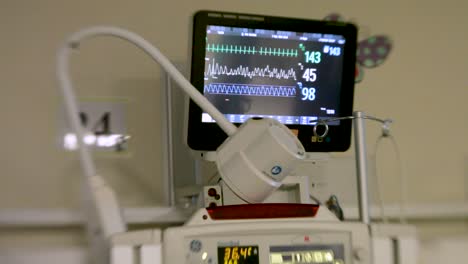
[1,0,467,258]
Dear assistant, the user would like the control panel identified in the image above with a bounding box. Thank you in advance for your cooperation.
[163,209,371,264]
[184,231,349,264]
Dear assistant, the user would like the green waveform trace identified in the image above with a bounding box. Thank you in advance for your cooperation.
[206,43,298,57]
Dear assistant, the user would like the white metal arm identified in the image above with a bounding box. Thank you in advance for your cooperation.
[56,26,238,263]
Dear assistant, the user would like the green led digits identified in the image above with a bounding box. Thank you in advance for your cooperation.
[304,51,321,63]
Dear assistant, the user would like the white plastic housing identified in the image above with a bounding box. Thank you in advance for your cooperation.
[163,208,371,264]
[216,118,306,203]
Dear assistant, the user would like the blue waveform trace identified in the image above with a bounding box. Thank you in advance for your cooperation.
[204,83,297,97]
[204,58,297,81]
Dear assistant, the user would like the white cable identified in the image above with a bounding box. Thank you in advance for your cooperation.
[373,135,389,223]
[57,42,96,179]
[57,26,239,241]
[373,133,407,223]
[388,134,407,223]
[57,32,128,240]
[58,26,237,138]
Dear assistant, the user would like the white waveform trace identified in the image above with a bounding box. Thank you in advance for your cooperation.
[204,83,297,97]
[204,58,297,81]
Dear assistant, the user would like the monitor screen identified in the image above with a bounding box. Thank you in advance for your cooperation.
[187,11,357,152]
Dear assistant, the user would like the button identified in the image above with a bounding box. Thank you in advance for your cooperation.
[190,240,202,253]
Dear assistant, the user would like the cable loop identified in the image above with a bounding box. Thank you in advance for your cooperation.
[312,114,392,138]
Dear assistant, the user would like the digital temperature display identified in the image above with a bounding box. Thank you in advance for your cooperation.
[218,245,260,264]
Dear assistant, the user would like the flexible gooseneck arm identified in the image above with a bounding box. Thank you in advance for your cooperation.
[58,28,237,172]
[56,26,238,240]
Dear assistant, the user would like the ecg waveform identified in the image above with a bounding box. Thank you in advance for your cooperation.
[204,83,297,97]
[206,43,299,57]
[205,59,297,81]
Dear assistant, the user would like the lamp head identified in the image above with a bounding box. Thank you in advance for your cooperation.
[216,118,306,203]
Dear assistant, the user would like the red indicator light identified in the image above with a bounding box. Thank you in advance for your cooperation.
[206,203,319,220]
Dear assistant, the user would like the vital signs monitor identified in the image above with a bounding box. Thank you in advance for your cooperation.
[56,10,376,264]
[187,10,357,152]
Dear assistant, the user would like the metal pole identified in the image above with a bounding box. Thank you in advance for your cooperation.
[353,111,371,225]
[161,72,175,207]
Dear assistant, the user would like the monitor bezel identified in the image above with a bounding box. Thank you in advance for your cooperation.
[187,10,357,152]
